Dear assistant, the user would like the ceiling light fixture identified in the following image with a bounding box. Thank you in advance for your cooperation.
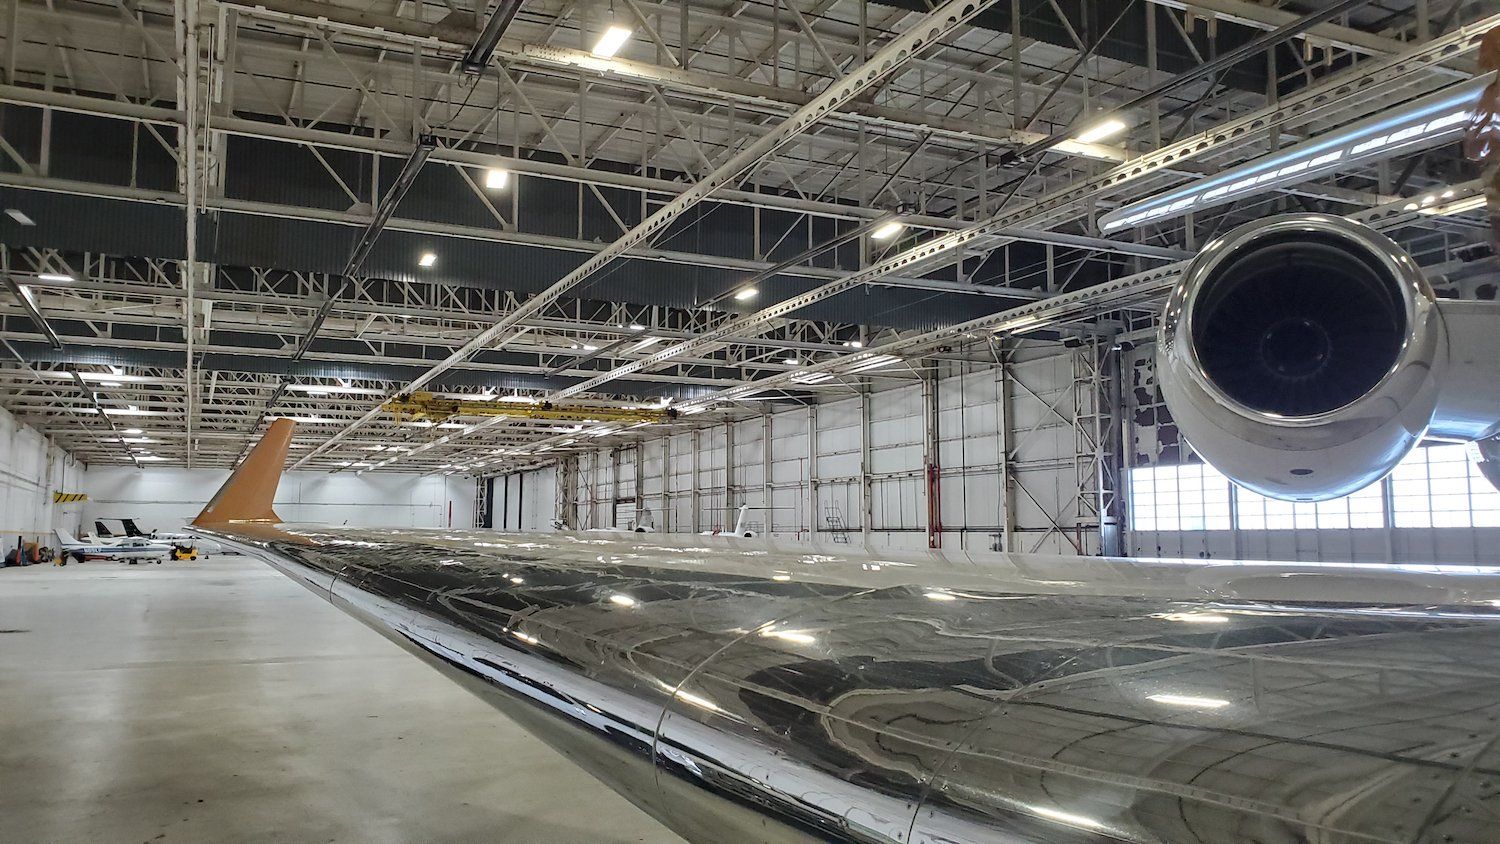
[36,273,73,282]
[592,25,633,58]
[1419,194,1487,216]
[286,384,384,396]
[418,252,437,268]
[791,371,834,384]
[1100,76,1485,233]
[846,354,900,374]
[1074,117,1129,144]
[484,168,509,190]
[734,287,759,301]
[871,220,905,241]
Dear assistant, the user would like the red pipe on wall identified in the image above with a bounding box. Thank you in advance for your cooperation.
[926,462,943,549]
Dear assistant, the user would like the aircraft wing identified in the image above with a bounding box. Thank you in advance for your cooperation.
[193,419,1500,844]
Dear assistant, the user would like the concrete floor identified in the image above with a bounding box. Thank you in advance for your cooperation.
[0,556,683,844]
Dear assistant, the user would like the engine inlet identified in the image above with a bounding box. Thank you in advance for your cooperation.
[1190,233,1406,416]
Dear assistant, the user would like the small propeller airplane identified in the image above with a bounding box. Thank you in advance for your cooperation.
[94,517,216,555]
[52,529,194,564]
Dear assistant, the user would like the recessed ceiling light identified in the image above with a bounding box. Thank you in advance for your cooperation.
[5,208,35,226]
[871,221,904,241]
[418,252,437,268]
[592,25,632,57]
[734,287,758,301]
[484,168,509,190]
[37,273,73,282]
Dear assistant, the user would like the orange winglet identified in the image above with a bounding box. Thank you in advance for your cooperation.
[193,418,295,526]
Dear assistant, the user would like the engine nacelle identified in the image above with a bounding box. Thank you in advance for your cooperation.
[1157,214,1447,501]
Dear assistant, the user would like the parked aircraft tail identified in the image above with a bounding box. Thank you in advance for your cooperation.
[54,528,79,546]
[121,519,146,537]
[94,520,112,537]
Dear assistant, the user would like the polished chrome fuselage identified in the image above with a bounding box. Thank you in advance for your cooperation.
[199,524,1500,843]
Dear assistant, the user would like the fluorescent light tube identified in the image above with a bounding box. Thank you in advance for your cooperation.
[1074,117,1128,144]
[846,354,900,373]
[871,221,905,240]
[1419,194,1486,216]
[1099,75,1488,233]
[592,25,632,58]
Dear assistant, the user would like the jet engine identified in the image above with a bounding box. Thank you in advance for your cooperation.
[1157,213,1466,502]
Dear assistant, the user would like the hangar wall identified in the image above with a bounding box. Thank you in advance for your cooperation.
[0,404,85,547]
[499,343,1108,555]
[83,466,476,533]
[497,337,1500,565]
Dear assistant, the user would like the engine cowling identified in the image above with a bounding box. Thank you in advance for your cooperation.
[1157,214,1447,501]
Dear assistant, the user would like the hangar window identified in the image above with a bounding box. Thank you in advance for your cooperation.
[1234,482,1384,531]
[1128,463,1232,532]
[1390,444,1500,529]
[1131,444,1500,533]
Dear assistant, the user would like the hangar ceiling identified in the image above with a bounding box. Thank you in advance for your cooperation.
[0,0,1492,472]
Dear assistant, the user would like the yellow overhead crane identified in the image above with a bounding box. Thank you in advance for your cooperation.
[383,392,678,425]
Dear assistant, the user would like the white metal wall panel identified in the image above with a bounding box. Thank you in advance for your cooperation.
[814,398,862,482]
[85,465,475,530]
[0,405,84,546]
